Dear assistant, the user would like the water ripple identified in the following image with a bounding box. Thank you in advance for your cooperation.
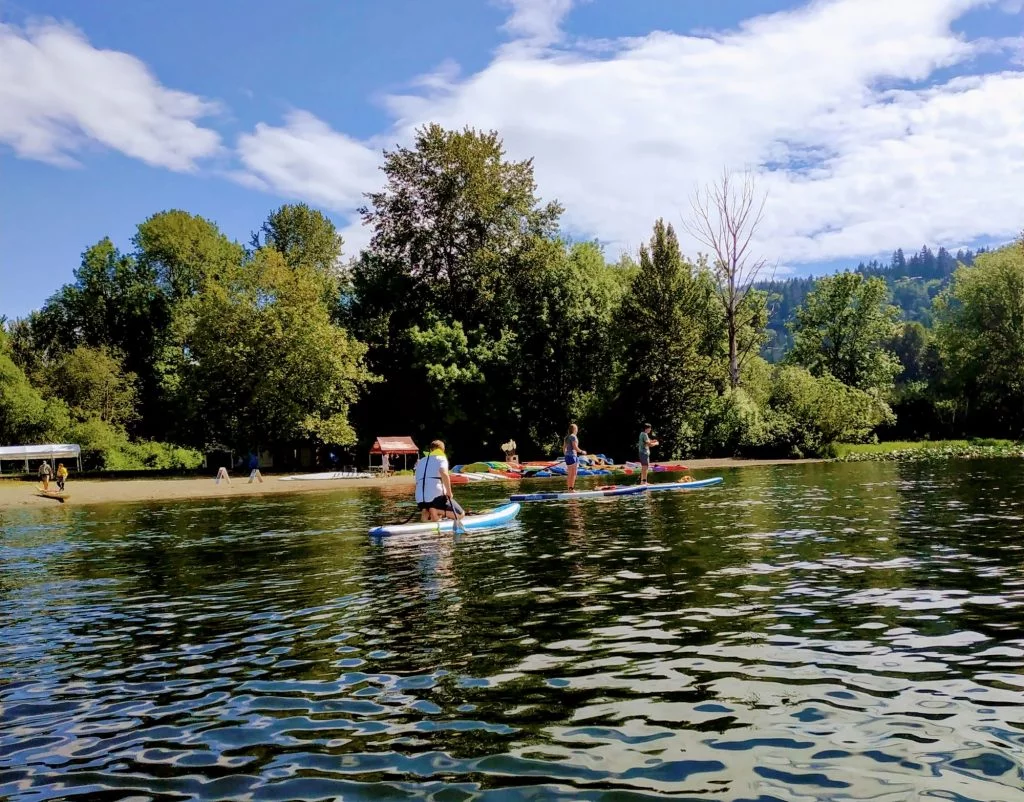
[3,461,1024,799]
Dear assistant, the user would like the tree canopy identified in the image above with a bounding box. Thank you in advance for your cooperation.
[3,123,1021,466]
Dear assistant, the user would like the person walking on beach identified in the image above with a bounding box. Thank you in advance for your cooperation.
[38,461,52,491]
[638,423,659,484]
[563,423,586,492]
[56,463,68,492]
[413,440,464,522]
[247,453,263,484]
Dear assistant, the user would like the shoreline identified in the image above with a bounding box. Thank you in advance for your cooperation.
[0,457,822,510]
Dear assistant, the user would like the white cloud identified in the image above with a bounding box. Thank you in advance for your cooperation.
[0,20,221,170]
[236,111,380,210]
[236,0,1024,268]
[499,0,577,46]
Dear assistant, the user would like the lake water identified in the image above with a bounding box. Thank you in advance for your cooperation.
[3,461,1024,800]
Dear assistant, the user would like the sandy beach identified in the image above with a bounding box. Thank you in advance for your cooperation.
[0,457,821,509]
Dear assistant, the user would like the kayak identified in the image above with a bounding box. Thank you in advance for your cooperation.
[369,502,521,537]
[510,477,723,503]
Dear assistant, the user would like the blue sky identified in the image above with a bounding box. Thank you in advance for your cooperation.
[2,0,1023,319]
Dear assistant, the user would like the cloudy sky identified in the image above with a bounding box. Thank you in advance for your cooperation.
[2,0,1023,318]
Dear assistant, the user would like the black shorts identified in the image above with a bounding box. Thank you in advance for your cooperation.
[417,495,451,511]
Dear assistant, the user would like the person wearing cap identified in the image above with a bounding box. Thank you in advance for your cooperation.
[413,439,465,522]
[638,424,659,484]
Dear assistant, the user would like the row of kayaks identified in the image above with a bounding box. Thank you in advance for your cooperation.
[368,476,723,536]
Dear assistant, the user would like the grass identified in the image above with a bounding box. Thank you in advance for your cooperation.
[835,439,1022,462]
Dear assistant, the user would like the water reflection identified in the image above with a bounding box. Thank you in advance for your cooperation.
[3,461,1024,799]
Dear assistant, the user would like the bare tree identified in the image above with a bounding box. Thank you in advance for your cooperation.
[683,168,773,389]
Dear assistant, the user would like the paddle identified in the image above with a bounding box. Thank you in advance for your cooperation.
[449,495,467,535]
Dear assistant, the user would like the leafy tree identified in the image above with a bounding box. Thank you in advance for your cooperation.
[167,248,374,451]
[356,123,562,329]
[0,331,69,444]
[787,272,901,393]
[769,366,893,456]
[43,346,138,426]
[254,203,344,307]
[934,241,1024,435]
[612,219,724,457]
[254,203,343,276]
[350,124,566,455]
[512,240,626,450]
[134,210,246,302]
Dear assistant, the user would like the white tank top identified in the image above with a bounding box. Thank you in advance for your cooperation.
[414,454,448,502]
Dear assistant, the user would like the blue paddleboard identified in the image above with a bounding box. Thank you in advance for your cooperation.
[510,477,723,503]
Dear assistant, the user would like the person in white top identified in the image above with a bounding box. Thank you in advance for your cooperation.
[413,439,465,522]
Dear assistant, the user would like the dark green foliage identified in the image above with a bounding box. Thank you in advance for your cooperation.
[3,122,1020,463]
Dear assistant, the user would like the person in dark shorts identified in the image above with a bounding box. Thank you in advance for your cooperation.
[413,440,465,522]
[638,423,659,484]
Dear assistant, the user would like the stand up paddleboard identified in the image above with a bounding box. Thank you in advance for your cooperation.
[511,476,723,503]
[369,502,521,537]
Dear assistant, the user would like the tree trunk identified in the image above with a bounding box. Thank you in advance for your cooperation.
[728,317,739,389]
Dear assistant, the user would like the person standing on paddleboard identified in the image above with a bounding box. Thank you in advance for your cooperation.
[413,440,465,522]
[564,424,586,492]
[638,424,659,484]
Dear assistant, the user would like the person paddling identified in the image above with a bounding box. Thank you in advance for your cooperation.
[413,440,465,523]
[563,423,586,492]
[638,423,659,484]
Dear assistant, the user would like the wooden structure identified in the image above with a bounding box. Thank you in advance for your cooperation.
[369,436,419,473]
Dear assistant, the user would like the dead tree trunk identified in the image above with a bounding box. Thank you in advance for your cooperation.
[684,168,772,389]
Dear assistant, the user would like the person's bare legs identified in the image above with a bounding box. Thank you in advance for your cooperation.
[640,462,649,484]
[567,462,578,491]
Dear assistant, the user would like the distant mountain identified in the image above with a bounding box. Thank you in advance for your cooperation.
[758,246,984,361]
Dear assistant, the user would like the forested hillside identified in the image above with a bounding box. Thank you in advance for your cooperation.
[760,246,982,360]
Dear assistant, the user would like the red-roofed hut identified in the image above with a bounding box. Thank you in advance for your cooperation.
[369,436,419,473]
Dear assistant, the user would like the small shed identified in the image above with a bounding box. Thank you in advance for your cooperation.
[369,436,419,472]
[0,444,82,474]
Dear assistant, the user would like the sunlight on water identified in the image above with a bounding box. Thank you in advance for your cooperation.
[2,461,1024,800]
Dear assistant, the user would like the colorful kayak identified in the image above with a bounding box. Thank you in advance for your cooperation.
[369,502,521,537]
[510,477,723,503]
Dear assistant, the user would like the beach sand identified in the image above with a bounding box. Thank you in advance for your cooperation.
[0,457,821,509]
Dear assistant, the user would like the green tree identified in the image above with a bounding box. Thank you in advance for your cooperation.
[612,219,725,457]
[788,272,901,393]
[134,210,246,303]
[769,366,893,456]
[356,123,562,328]
[512,239,626,450]
[167,248,374,451]
[254,203,342,276]
[0,331,69,444]
[43,346,138,426]
[253,204,345,309]
[350,124,566,455]
[934,241,1024,435]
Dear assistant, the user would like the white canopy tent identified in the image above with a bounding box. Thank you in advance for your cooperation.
[0,444,81,473]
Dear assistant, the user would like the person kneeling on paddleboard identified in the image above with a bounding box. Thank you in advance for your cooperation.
[414,440,465,522]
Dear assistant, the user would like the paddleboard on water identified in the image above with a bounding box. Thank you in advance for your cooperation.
[510,476,723,503]
[369,502,521,537]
